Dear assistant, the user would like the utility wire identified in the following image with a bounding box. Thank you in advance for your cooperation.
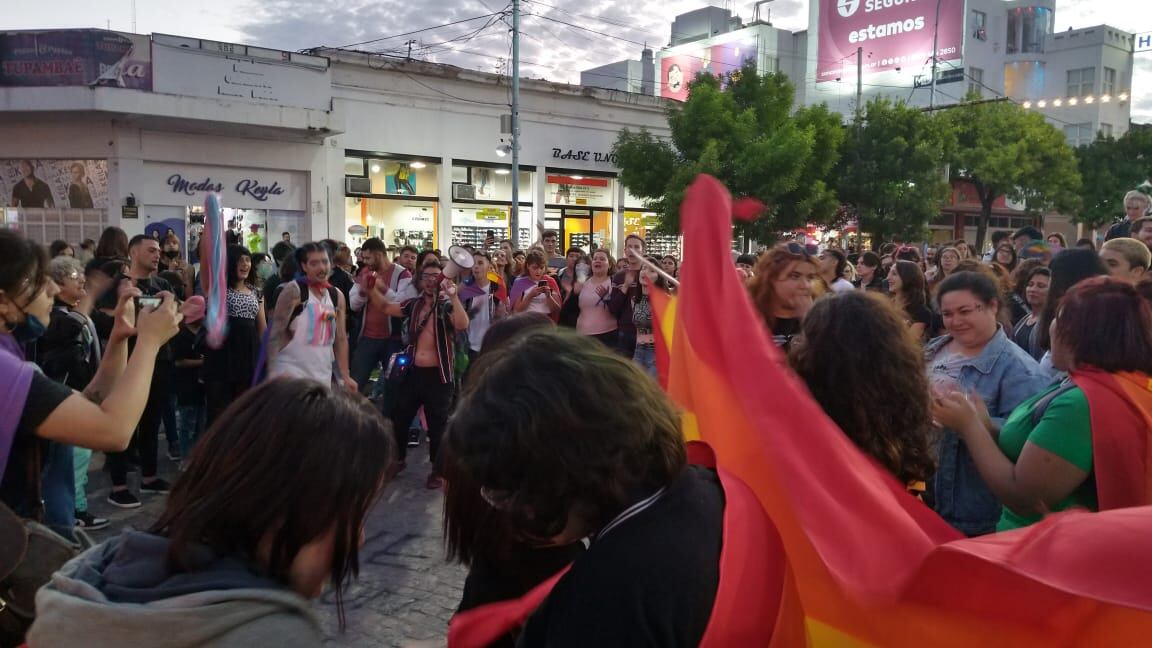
[323,11,507,50]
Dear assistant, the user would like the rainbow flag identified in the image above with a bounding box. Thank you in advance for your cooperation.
[649,175,1152,645]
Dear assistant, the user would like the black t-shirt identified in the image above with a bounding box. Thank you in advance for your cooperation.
[905,304,934,340]
[2,370,73,514]
[96,274,174,363]
[171,326,206,404]
[518,466,723,647]
[772,317,802,350]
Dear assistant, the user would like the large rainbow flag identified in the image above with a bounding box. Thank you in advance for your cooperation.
[648,174,1152,645]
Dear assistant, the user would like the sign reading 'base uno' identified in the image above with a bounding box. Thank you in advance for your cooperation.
[816,0,964,82]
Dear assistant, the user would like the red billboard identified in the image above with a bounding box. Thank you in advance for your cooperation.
[816,0,964,82]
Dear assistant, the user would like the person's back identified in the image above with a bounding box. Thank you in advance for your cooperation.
[29,378,393,647]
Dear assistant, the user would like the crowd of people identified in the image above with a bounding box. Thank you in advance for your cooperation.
[1,185,1151,646]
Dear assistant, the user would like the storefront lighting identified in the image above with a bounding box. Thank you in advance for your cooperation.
[1067,97,1078,106]
[410,161,426,169]
[1022,101,1032,109]
[570,175,584,180]
[1036,100,1047,108]
[1101,95,1111,103]
[1119,93,1129,101]
[370,164,381,173]
[494,168,511,175]
[1052,98,1063,107]
[1084,96,1095,104]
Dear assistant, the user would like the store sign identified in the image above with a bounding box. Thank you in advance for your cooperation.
[1,159,109,209]
[546,175,613,208]
[476,208,507,221]
[141,163,305,210]
[816,0,963,82]
[0,30,152,90]
[551,148,618,165]
[152,39,331,111]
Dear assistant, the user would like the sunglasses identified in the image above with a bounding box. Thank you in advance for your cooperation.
[785,242,811,257]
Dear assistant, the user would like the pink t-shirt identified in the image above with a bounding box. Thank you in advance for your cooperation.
[576,277,618,335]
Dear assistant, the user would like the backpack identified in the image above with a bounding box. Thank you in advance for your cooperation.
[1030,379,1078,427]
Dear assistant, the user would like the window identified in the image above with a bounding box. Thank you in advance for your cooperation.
[971,10,987,40]
[1103,67,1117,95]
[1100,123,1113,138]
[968,67,984,96]
[1066,67,1095,97]
[1063,123,1093,147]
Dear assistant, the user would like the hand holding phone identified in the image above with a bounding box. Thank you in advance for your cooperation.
[135,295,162,311]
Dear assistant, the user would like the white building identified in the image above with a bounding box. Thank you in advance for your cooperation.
[1,29,677,257]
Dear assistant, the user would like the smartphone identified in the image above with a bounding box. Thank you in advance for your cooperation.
[537,280,548,288]
[135,296,162,310]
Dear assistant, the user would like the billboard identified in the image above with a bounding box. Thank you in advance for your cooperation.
[2,159,109,209]
[816,0,963,82]
[0,29,151,90]
[660,38,759,102]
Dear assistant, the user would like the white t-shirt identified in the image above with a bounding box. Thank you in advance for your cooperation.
[467,293,492,352]
[829,278,855,294]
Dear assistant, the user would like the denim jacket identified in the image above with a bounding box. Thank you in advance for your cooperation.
[924,327,1051,536]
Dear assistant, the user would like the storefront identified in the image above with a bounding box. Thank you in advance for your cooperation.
[623,187,681,259]
[343,152,440,249]
[2,158,110,244]
[136,162,310,261]
[449,161,533,250]
[543,170,615,252]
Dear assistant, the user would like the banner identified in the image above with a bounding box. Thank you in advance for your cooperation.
[0,30,152,89]
[660,39,759,101]
[816,0,963,82]
[1,159,109,209]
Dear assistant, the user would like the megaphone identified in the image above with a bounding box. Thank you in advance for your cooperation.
[442,245,476,281]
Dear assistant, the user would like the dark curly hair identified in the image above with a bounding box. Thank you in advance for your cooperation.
[446,328,685,542]
[791,291,935,486]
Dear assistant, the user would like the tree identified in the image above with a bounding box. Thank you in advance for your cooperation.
[836,98,955,245]
[942,98,1081,251]
[613,62,845,241]
[1074,125,1152,230]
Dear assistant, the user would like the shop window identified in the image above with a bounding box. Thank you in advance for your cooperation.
[1004,61,1044,99]
[345,197,437,250]
[451,165,533,203]
[366,158,439,197]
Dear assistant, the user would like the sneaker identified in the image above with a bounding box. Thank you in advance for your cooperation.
[407,429,420,447]
[75,511,110,530]
[107,490,141,508]
[425,473,444,490]
[140,478,172,494]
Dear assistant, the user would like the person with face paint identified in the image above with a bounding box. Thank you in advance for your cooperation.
[0,230,180,541]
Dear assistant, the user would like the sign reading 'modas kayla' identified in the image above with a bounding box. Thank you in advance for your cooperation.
[167,173,286,202]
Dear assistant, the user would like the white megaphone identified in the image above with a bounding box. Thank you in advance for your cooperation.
[442,245,476,280]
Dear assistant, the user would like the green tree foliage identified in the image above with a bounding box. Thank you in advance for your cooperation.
[837,98,954,244]
[1074,125,1152,230]
[942,98,1081,251]
[613,62,845,240]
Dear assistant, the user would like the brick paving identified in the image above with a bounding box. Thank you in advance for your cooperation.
[85,435,465,647]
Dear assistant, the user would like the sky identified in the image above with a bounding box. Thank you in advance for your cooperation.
[6,0,1149,122]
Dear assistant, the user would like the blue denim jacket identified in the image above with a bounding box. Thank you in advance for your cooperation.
[924,327,1051,536]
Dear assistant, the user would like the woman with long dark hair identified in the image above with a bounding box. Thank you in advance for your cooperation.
[792,292,935,495]
[574,249,625,350]
[993,243,1018,274]
[1010,266,1050,360]
[203,245,266,423]
[30,378,393,645]
[1035,249,1108,377]
[887,260,931,341]
[93,226,129,262]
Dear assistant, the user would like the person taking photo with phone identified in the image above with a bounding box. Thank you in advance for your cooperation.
[509,251,561,322]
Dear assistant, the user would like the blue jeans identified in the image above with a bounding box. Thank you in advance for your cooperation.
[41,440,76,542]
[350,337,402,398]
[177,403,207,460]
[633,345,657,378]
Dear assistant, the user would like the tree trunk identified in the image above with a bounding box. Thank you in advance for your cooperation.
[976,197,994,254]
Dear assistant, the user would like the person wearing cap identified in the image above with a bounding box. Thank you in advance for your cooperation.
[172,296,207,468]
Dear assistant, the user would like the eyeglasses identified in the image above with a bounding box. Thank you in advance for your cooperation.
[785,243,811,258]
[420,273,441,280]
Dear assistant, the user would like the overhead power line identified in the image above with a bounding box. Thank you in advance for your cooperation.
[321,10,508,51]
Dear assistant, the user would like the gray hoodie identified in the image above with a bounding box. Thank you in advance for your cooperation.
[29,530,323,647]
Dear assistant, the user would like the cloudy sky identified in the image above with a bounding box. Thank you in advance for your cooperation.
[7,0,1149,120]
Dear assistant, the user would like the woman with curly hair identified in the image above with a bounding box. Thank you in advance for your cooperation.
[792,291,935,495]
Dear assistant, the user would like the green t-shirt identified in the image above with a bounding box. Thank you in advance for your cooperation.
[995,382,1097,531]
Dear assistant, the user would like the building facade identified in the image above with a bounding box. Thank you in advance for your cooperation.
[1,30,677,258]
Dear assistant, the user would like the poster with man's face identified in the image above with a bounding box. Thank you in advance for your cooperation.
[0,159,108,208]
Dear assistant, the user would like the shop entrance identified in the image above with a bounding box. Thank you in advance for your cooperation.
[545,208,612,253]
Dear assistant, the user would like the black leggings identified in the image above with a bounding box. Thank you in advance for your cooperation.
[109,367,170,485]
[588,329,620,352]
[386,367,454,472]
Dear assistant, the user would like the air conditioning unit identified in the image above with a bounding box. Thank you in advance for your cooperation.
[346,177,372,194]
[453,183,477,200]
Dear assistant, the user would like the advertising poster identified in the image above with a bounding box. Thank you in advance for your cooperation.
[816,0,963,82]
[1,159,109,209]
[546,175,612,207]
[660,40,758,101]
[385,162,418,195]
[0,29,152,90]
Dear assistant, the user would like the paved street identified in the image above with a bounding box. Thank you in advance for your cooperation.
[88,439,465,647]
